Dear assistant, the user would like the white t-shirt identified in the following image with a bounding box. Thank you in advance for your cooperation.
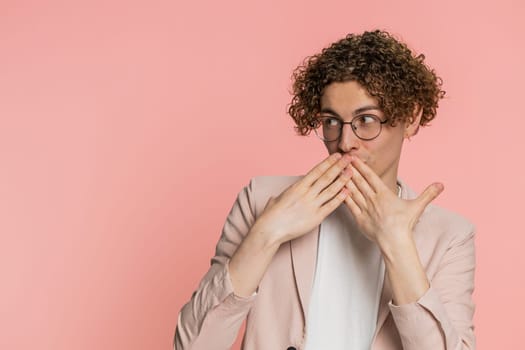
[303,204,385,350]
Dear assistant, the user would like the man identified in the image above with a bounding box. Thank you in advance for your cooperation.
[175,30,475,350]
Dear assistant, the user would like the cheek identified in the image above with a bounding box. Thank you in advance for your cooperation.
[323,142,337,154]
[362,141,400,170]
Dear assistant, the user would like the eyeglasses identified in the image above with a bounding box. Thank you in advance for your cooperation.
[313,114,389,141]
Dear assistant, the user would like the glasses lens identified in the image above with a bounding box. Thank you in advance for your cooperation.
[316,116,340,141]
[353,115,381,140]
[314,115,384,141]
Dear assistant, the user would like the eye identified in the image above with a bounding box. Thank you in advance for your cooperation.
[360,115,377,123]
[354,115,378,127]
[321,116,341,128]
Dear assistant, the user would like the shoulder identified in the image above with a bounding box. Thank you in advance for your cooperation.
[413,202,476,262]
[400,179,475,245]
[243,175,303,218]
[421,204,476,242]
[248,175,303,193]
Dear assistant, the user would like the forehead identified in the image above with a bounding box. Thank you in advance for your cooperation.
[320,81,380,115]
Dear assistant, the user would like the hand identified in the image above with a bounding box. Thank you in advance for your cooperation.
[256,152,353,245]
[343,156,444,246]
[229,153,353,297]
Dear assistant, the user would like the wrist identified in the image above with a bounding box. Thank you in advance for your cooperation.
[379,234,429,305]
[377,231,415,264]
[248,220,284,251]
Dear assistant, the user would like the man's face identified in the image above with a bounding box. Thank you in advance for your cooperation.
[319,81,406,188]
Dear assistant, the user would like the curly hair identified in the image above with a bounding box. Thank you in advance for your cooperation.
[288,30,445,136]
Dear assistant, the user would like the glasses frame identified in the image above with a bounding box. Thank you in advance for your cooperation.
[313,114,390,142]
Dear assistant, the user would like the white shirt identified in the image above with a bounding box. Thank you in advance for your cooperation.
[303,204,385,350]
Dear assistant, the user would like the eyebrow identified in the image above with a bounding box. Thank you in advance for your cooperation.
[320,105,382,118]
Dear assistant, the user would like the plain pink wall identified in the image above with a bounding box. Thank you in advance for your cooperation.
[1,0,523,349]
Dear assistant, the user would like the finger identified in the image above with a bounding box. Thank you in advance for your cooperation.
[344,192,362,216]
[319,187,349,217]
[413,182,444,215]
[301,153,343,188]
[311,155,351,195]
[348,164,375,200]
[350,156,385,193]
[345,178,367,211]
[316,167,352,205]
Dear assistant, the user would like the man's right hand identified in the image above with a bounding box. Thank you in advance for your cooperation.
[255,152,353,245]
[228,152,352,297]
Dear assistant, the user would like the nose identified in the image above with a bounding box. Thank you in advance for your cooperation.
[337,123,360,153]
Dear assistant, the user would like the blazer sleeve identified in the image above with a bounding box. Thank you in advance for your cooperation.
[388,225,476,350]
[174,179,259,350]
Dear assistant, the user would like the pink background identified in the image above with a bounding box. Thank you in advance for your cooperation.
[1,0,523,349]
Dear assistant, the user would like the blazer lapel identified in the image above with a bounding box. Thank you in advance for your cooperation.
[290,226,319,324]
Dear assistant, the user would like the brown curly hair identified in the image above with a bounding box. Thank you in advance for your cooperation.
[288,30,445,136]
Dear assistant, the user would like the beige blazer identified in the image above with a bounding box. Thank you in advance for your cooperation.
[175,176,476,350]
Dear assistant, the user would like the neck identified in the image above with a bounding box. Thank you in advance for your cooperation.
[381,159,401,196]
[381,171,397,195]
[389,180,399,196]
[382,172,400,196]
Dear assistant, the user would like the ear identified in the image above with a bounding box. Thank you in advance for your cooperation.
[405,104,423,138]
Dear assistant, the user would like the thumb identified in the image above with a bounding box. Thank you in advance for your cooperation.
[415,182,444,210]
